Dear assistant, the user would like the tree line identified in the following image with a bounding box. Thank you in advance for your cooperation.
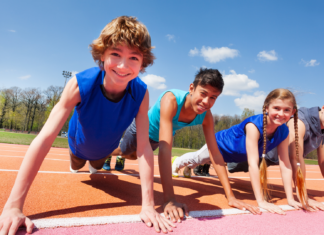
[0,87,317,159]
[0,86,72,133]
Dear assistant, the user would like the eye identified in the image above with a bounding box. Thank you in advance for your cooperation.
[111,53,120,57]
[130,56,139,61]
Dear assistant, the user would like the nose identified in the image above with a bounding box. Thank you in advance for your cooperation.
[202,97,209,107]
[278,110,284,116]
[117,57,128,69]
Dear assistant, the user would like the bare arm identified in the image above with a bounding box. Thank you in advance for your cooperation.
[159,93,188,222]
[277,137,302,209]
[288,118,324,211]
[0,77,81,234]
[203,112,261,215]
[287,119,306,184]
[136,90,174,233]
[318,143,324,178]
[245,123,288,214]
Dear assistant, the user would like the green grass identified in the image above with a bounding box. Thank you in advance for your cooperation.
[304,159,318,165]
[0,131,321,163]
[0,131,69,148]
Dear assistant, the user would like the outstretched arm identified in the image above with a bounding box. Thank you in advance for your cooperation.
[245,123,286,214]
[287,119,324,210]
[203,112,261,215]
[0,77,81,235]
[277,137,303,210]
[135,90,175,233]
[159,92,189,222]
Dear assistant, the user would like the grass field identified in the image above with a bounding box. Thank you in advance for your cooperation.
[0,131,69,148]
[0,131,319,165]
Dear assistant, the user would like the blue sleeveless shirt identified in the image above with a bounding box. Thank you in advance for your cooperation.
[216,114,289,163]
[148,89,207,142]
[68,67,147,160]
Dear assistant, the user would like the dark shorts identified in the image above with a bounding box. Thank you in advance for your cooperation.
[69,149,110,170]
[120,119,159,155]
[227,158,279,173]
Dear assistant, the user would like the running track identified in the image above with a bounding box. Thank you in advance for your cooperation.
[0,143,323,234]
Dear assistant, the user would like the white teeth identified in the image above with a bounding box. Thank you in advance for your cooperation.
[114,70,129,76]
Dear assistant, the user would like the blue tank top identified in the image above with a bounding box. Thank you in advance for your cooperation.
[148,89,207,142]
[68,67,147,160]
[216,114,289,163]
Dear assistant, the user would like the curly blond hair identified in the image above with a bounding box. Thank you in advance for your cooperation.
[89,16,155,73]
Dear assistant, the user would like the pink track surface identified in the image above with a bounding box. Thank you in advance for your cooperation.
[17,210,324,235]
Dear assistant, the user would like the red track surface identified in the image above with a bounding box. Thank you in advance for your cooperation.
[1,143,324,233]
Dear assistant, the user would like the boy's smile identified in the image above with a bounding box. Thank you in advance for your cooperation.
[101,44,143,92]
[189,84,221,114]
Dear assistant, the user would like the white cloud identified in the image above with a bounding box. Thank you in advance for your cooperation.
[189,46,239,63]
[189,47,199,56]
[301,59,320,67]
[222,70,259,96]
[257,50,278,61]
[19,75,31,80]
[201,46,239,63]
[8,30,16,33]
[248,69,255,73]
[234,91,266,113]
[141,74,167,90]
[166,34,175,42]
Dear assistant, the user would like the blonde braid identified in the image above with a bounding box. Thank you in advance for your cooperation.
[260,106,270,201]
[294,111,309,209]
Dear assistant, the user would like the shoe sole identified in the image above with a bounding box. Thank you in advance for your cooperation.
[171,156,179,178]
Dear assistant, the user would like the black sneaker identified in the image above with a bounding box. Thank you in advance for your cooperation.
[202,164,211,177]
[193,165,204,176]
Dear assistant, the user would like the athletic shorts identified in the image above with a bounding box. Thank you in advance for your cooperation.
[120,119,159,155]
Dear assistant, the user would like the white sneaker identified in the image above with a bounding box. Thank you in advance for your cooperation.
[70,165,78,173]
[183,166,191,178]
[88,162,98,174]
[171,156,179,177]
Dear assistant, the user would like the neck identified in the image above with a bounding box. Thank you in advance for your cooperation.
[178,94,197,123]
[103,76,127,101]
[266,115,280,136]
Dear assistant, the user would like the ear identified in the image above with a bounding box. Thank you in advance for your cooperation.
[265,105,269,114]
[321,105,324,111]
[292,108,297,116]
[189,83,195,94]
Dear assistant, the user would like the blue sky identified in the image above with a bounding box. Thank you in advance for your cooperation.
[1,0,323,115]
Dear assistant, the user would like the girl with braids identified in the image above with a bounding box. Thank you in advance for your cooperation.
[172,88,303,214]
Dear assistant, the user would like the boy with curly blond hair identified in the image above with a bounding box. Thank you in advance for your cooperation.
[0,16,174,234]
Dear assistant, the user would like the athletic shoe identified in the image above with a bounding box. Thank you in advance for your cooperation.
[193,165,204,176]
[183,166,191,178]
[171,156,179,177]
[88,162,98,174]
[102,156,112,171]
[70,165,78,173]
[115,156,125,171]
[203,164,211,177]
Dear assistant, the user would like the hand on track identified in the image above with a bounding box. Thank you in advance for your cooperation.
[228,198,261,215]
[0,208,34,235]
[307,199,324,211]
[287,199,303,210]
[140,205,175,233]
[258,201,286,215]
[163,199,189,223]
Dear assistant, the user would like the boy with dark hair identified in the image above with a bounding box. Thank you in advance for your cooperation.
[0,16,174,234]
[111,68,260,220]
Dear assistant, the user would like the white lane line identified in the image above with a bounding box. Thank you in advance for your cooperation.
[0,155,158,166]
[31,204,323,229]
[1,169,323,180]
[0,150,67,155]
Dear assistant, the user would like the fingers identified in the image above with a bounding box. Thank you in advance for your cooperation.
[182,203,189,217]
[8,219,20,235]
[140,213,152,228]
[166,210,176,223]
[24,218,34,234]
[0,220,12,235]
[176,208,184,221]
[245,205,261,215]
